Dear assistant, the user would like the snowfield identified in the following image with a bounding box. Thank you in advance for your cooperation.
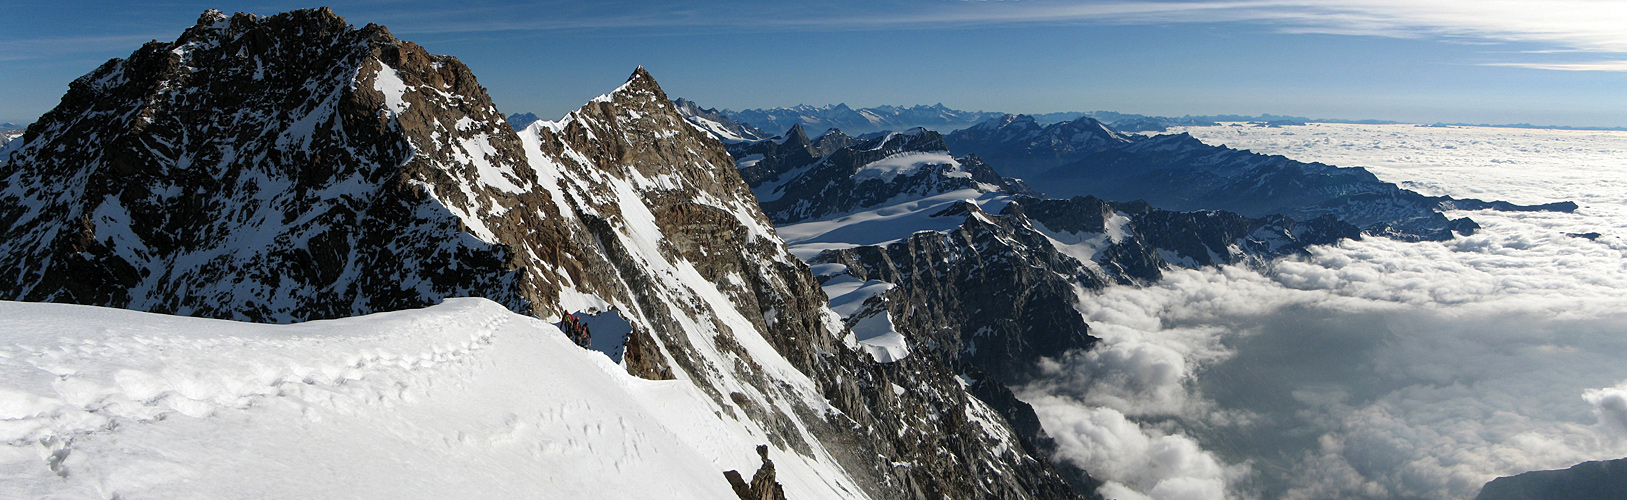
[851,151,963,183]
[0,298,825,499]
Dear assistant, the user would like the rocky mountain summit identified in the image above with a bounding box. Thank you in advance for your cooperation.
[0,8,1079,499]
[944,114,1576,241]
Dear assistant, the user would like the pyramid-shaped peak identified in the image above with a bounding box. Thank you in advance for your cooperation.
[780,123,812,146]
[630,65,652,80]
[626,66,657,88]
[605,65,668,101]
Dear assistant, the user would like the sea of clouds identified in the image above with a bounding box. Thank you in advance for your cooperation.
[1020,124,1627,499]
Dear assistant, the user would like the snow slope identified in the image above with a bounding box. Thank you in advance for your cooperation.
[0,298,829,499]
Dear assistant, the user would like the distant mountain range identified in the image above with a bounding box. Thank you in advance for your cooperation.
[518,102,1626,139]
[709,105,1414,135]
[717,103,1003,136]
[0,122,24,146]
[703,102,1575,243]
[942,113,1576,241]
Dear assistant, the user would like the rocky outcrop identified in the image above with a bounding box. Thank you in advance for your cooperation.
[0,9,1081,500]
[725,445,789,500]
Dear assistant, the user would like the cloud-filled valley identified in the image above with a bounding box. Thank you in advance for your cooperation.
[1021,123,1627,499]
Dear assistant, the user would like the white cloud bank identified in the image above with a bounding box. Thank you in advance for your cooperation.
[1023,124,1627,499]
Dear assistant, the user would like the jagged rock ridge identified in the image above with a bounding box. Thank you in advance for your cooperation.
[0,8,1082,500]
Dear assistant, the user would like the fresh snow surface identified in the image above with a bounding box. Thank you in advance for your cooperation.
[822,275,893,318]
[682,115,753,143]
[852,151,961,183]
[0,299,833,499]
[733,153,765,170]
[1028,212,1134,271]
[371,62,410,116]
[776,189,1011,260]
[849,314,908,363]
[819,275,908,363]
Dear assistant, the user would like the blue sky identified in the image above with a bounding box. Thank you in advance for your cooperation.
[2,1,1624,127]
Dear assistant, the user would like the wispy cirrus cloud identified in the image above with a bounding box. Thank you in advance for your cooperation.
[9,1,1623,71]
[0,34,168,62]
[377,0,1627,71]
[1483,60,1627,71]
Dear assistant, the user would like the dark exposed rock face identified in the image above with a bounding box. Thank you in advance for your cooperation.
[0,8,529,320]
[725,445,789,500]
[622,326,675,380]
[0,9,1082,500]
[815,201,1102,382]
[1475,457,1627,500]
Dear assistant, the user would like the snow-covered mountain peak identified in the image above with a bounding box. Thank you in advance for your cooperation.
[1,11,1083,498]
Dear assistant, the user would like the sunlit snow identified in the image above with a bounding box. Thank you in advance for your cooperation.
[0,299,768,499]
